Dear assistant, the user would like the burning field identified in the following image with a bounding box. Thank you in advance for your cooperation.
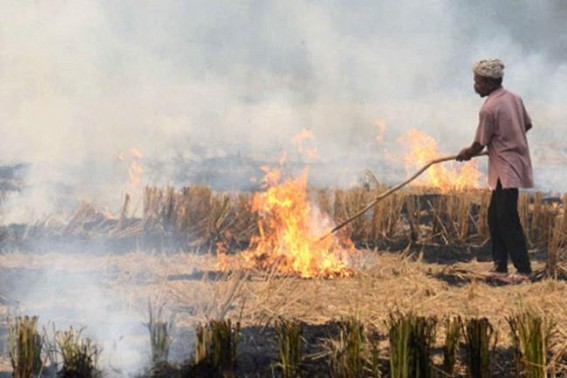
[1,135,567,377]
[5,1,567,376]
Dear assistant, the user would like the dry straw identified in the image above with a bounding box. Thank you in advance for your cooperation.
[194,318,240,376]
[15,181,567,260]
[55,326,101,378]
[387,311,437,378]
[442,315,463,376]
[328,316,381,378]
[463,317,496,378]
[274,318,304,378]
[507,308,557,378]
[8,315,42,378]
[145,299,174,364]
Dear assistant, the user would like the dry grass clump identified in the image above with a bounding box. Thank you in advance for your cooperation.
[441,315,463,376]
[142,186,257,250]
[274,318,304,378]
[7,315,42,378]
[327,316,381,378]
[387,311,436,378]
[193,318,240,377]
[546,197,567,278]
[53,326,102,378]
[463,317,496,378]
[6,315,102,377]
[145,299,174,364]
[507,308,557,378]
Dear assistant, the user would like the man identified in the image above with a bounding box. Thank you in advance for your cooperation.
[457,58,533,284]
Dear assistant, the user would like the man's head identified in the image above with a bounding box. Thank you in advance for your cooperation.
[472,59,504,97]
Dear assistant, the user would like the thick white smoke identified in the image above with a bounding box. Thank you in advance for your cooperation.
[2,1,567,221]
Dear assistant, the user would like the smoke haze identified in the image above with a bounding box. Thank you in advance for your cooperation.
[1,0,567,219]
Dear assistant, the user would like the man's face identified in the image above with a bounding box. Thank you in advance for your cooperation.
[474,74,492,97]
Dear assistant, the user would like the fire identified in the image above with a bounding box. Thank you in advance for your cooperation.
[117,147,144,187]
[242,167,353,278]
[375,119,386,143]
[127,148,144,187]
[400,129,483,191]
[291,128,319,160]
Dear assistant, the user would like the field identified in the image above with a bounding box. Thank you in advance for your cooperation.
[1,185,567,377]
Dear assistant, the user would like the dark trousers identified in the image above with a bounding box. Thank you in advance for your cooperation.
[488,180,532,274]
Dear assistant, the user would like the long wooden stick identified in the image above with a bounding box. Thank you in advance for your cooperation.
[319,152,487,241]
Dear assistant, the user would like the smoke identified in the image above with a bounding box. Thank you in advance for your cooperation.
[2,251,211,375]
[2,0,567,221]
[4,253,151,374]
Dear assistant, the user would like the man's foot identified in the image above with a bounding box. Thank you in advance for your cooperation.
[503,272,531,284]
[483,270,508,280]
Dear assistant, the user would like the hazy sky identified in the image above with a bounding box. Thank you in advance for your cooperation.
[1,0,567,218]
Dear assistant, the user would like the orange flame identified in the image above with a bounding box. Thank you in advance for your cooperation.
[400,129,483,191]
[374,119,386,143]
[242,167,353,278]
[117,147,144,188]
[291,128,319,160]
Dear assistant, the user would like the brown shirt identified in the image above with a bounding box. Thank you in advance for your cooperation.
[474,87,533,189]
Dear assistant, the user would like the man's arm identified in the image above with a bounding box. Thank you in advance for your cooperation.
[456,142,484,161]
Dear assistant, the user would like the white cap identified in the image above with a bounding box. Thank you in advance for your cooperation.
[473,59,505,79]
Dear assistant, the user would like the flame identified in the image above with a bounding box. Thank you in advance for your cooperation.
[291,128,313,144]
[291,128,319,160]
[128,161,144,187]
[375,119,386,143]
[117,147,144,188]
[127,148,144,187]
[400,129,483,191]
[242,167,353,278]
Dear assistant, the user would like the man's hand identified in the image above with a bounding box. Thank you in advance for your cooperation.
[456,147,473,161]
[457,142,484,162]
